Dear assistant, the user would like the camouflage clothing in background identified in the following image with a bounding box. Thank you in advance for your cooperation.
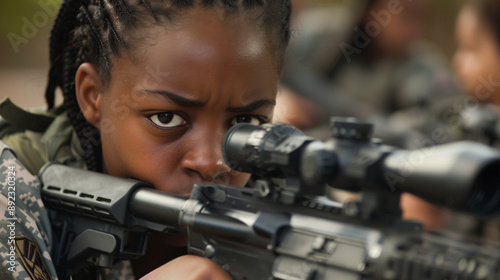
[282,5,500,242]
[281,6,463,148]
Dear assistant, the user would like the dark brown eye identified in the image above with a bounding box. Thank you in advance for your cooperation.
[148,113,187,128]
[230,115,263,126]
[158,113,173,123]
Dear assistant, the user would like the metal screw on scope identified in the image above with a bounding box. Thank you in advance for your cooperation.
[343,201,360,217]
[205,244,216,258]
[255,180,271,198]
[330,117,374,141]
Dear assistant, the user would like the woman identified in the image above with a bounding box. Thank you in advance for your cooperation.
[0,0,292,279]
[448,0,500,239]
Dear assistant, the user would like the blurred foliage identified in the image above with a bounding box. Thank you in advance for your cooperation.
[0,0,62,68]
[0,0,62,37]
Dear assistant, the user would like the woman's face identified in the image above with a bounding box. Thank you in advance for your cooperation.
[367,0,424,57]
[453,6,500,104]
[85,7,279,195]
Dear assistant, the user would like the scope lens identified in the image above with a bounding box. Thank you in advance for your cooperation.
[468,161,500,216]
[222,123,263,171]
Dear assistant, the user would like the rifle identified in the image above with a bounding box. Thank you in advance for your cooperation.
[39,118,500,279]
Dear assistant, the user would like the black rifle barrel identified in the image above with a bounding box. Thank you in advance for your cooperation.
[130,188,188,227]
[130,188,261,241]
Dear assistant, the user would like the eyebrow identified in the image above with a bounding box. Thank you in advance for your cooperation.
[142,89,276,112]
[226,99,276,113]
[142,90,205,107]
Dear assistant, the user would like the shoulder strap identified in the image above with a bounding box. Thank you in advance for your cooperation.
[0,140,16,158]
[0,98,55,133]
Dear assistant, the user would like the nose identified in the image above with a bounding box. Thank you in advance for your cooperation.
[181,127,231,184]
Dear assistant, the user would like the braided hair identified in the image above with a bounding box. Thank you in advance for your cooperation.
[45,0,292,172]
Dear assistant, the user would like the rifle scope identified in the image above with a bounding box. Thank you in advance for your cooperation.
[222,119,500,216]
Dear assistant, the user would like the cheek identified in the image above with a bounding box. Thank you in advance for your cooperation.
[141,145,185,190]
[455,45,500,94]
[482,44,500,78]
[97,95,180,183]
[99,116,154,174]
[101,124,189,193]
[454,50,484,92]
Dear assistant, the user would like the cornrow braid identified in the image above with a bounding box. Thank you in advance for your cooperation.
[46,0,292,172]
[45,0,83,110]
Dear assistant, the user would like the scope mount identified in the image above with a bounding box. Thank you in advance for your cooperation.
[223,117,500,222]
[248,117,405,223]
[330,117,374,141]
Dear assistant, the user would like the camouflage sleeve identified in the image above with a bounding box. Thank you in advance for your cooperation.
[0,141,58,280]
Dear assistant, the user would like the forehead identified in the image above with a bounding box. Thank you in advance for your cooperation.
[457,7,479,31]
[456,6,494,47]
[129,6,274,64]
[111,6,279,101]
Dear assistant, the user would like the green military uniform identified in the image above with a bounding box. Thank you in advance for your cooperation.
[0,99,134,279]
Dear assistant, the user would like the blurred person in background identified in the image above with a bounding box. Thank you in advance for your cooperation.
[274,0,465,231]
[442,0,500,239]
[452,0,500,149]
[276,0,460,146]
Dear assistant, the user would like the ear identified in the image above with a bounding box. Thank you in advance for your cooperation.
[75,63,104,129]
